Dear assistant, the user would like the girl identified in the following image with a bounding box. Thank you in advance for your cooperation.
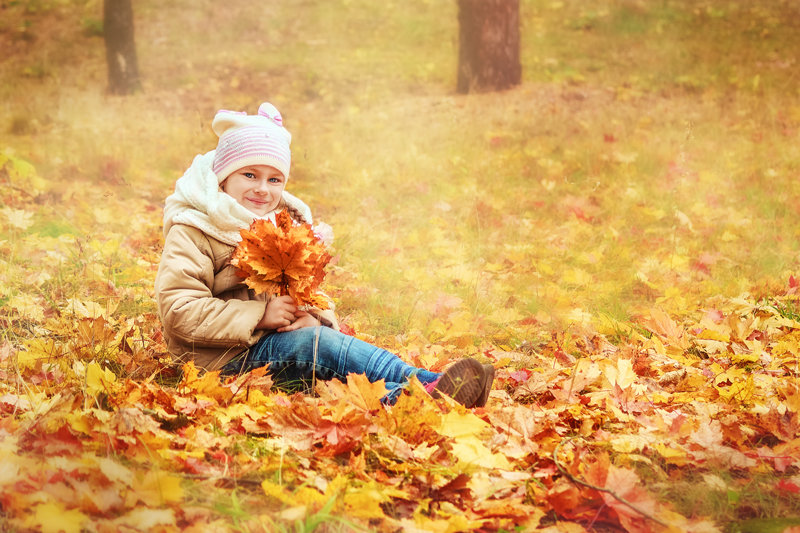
[155,102,494,408]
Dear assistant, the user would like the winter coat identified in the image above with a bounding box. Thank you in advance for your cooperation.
[155,222,338,371]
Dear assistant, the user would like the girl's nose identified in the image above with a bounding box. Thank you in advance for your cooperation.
[254,178,269,192]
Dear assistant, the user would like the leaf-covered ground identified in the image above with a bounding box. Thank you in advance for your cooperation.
[2,0,800,531]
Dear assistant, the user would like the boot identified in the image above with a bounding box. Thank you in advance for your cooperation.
[433,358,494,408]
[473,364,495,408]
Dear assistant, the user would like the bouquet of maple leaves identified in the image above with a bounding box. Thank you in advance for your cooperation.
[231,210,332,310]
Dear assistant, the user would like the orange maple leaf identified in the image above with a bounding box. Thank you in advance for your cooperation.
[231,210,332,309]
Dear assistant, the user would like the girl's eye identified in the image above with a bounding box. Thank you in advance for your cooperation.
[269,177,281,183]
[244,172,256,179]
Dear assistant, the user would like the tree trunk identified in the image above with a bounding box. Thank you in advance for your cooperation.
[104,0,141,95]
[457,0,521,94]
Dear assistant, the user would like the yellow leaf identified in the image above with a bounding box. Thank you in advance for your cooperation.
[67,411,92,434]
[609,434,647,454]
[97,457,134,486]
[652,443,689,465]
[18,338,61,368]
[346,373,387,411]
[439,411,510,470]
[278,506,308,521]
[702,473,729,491]
[612,150,638,164]
[635,270,658,289]
[562,268,593,286]
[215,402,259,426]
[772,338,800,357]
[7,293,45,322]
[487,307,524,324]
[133,471,184,504]
[1,151,47,193]
[483,261,506,273]
[600,358,637,389]
[179,362,231,402]
[450,439,511,470]
[0,461,20,485]
[403,507,485,533]
[667,254,690,271]
[262,480,325,508]
[92,207,118,225]
[1,207,35,230]
[89,235,123,257]
[778,383,800,415]
[114,508,175,530]
[536,522,588,533]
[439,410,489,438]
[66,298,116,319]
[729,351,759,364]
[712,364,745,385]
[28,502,86,533]
[441,312,477,347]
[715,375,755,404]
[698,329,730,343]
[342,484,390,520]
[567,307,594,325]
[86,362,117,396]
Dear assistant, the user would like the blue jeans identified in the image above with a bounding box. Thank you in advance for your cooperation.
[221,326,440,402]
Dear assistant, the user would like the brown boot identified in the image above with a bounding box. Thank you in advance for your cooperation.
[433,358,493,408]
[473,364,495,408]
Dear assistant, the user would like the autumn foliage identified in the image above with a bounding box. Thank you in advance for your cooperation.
[3,0,800,532]
[3,288,800,531]
[231,211,332,310]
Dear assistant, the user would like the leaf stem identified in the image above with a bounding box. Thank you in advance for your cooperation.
[552,436,669,529]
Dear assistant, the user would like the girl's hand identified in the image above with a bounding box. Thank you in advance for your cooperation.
[278,311,320,332]
[257,295,297,330]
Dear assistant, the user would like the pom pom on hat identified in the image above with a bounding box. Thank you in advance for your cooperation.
[211,102,292,183]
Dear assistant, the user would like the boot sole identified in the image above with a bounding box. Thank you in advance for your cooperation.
[433,358,486,408]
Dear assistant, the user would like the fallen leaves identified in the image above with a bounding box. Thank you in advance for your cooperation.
[2,75,800,533]
[3,198,800,532]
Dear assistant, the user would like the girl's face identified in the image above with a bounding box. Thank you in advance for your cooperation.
[221,165,286,216]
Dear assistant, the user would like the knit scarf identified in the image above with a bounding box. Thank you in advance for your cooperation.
[163,151,312,246]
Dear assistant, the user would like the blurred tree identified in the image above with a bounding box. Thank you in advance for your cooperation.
[104,0,141,94]
[457,0,521,93]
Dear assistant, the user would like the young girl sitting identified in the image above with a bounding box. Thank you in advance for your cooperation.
[155,102,494,408]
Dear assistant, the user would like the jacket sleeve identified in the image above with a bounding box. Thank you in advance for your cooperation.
[155,225,266,349]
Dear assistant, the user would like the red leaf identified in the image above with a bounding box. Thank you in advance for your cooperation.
[338,322,357,336]
[570,206,591,222]
[704,309,725,324]
[691,259,710,275]
[777,479,800,493]
[182,456,214,475]
[508,370,531,383]
[554,349,576,366]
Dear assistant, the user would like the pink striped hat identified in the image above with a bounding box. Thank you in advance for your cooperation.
[211,102,292,182]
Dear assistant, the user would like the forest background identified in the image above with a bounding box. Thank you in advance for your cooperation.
[1,0,800,532]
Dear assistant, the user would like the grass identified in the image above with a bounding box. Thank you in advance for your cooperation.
[2,0,800,529]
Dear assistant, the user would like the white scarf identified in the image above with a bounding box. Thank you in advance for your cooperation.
[163,151,312,246]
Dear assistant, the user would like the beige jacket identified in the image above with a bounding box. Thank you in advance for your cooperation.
[155,223,338,371]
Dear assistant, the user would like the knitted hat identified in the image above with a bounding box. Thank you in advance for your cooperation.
[211,102,292,182]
